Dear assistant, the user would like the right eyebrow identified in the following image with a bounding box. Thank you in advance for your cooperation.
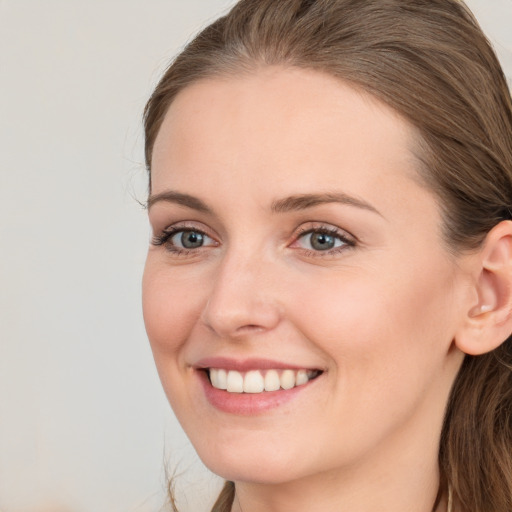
[147,191,212,214]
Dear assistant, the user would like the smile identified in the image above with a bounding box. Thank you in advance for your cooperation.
[208,368,321,393]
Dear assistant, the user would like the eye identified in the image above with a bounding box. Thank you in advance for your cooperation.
[152,227,218,253]
[293,226,355,254]
[300,231,340,251]
[172,230,207,249]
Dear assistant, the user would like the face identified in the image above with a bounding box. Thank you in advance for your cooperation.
[143,67,468,485]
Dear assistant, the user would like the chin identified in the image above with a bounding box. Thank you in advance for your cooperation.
[192,433,311,484]
[203,456,303,485]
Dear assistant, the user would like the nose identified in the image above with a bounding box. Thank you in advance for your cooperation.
[201,249,282,339]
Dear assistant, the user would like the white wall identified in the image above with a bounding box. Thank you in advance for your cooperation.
[0,1,510,511]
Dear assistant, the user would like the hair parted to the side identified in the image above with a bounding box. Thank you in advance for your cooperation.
[144,1,512,511]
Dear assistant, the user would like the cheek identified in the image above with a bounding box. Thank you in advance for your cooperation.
[142,260,210,421]
[279,260,458,465]
[291,258,457,393]
[142,260,203,363]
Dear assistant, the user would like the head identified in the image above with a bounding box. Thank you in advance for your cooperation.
[142,1,512,510]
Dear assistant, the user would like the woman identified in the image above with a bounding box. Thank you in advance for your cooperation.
[142,1,512,511]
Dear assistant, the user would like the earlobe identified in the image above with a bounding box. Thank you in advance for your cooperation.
[455,220,512,356]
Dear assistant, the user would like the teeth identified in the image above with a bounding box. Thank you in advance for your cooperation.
[210,368,220,388]
[280,369,295,390]
[296,369,308,386]
[226,370,244,393]
[217,369,227,389]
[243,370,265,393]
[209,368,319,393]
[264,369,281,392]
[210,368,227,390]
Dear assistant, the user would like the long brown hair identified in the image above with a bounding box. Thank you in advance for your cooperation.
[144,1,512,510]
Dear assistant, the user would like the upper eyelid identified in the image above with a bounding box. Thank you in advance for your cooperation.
[151,223,217,247]
[156,221,216,237]
[164,226,216,241]
[293,223,357,241]
[293,230,354,247]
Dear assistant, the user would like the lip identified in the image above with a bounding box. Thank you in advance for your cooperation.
[194,357,323,415]
[194,356,321,372]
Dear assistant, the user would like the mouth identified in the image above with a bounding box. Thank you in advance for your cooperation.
[206,368,322,394]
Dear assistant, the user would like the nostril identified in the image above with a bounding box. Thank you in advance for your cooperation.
[237,324,265,333]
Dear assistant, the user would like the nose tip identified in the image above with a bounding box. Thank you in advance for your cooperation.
[200,258,282,339]
[202,298,281,339]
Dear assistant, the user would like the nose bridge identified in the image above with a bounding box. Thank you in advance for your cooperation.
[202,241,281,338]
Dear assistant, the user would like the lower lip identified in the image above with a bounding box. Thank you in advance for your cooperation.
[197,370,316,415]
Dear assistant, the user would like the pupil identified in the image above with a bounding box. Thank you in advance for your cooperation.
[181,231,203,248]
[311,232,335,251]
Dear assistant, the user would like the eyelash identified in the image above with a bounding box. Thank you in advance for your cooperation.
[151,224,356,257]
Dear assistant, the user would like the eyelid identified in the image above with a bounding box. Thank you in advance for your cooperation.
[294,222,356,241]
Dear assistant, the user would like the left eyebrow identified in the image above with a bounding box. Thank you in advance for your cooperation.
[271,192,384,217]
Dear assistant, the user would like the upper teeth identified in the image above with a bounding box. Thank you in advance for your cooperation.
[209,368,318,393]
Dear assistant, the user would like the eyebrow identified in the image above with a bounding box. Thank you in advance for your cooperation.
[147,190,382,217]
[271,192,383,217]
[147,191,212,213]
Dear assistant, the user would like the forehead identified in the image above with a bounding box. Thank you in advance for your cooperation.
[151,66,425,215]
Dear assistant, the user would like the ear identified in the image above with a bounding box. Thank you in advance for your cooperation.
[455,220,512,356]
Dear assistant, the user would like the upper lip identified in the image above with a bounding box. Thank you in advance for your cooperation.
[193,357,323,372]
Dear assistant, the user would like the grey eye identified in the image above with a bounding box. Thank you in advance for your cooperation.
[296,230,347,252]
[172,230,205,249]
[309,232,336,251]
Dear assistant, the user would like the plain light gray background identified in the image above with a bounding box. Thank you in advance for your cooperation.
[0,1,510,511]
